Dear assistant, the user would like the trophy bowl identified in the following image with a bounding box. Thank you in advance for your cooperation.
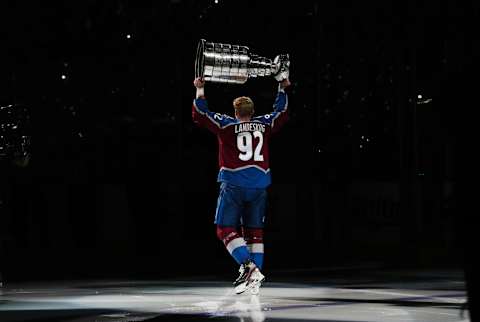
[195,39,289,84]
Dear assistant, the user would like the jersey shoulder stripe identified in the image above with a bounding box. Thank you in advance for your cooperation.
[252,114,275,125]
[252,92,288,127]
[193,99,237,128]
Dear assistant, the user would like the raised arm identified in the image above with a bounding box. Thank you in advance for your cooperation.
[192,77,222,134]
[268,79,291,134]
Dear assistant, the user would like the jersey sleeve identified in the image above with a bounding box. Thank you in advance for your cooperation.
[192,97,222,134]
[192,97,236,134]
[254,90,289,135]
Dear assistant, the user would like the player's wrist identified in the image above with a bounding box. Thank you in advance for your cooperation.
[196,87,205,98]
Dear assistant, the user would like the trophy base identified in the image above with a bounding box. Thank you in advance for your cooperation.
[195,39,205,80]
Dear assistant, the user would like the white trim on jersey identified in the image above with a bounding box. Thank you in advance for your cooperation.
[247,243,264,253]
[226,237,247,254]
[220,165,271,174]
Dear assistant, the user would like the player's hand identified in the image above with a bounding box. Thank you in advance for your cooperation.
[194,77,205,88]
[279,78,291,89]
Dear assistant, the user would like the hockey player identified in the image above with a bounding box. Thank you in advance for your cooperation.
[192,76,290,294]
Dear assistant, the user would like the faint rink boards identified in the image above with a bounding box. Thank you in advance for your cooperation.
[346,181,404,258]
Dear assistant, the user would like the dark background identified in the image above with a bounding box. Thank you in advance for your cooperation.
[0,0,469,282]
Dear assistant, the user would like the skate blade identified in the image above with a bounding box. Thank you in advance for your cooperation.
[235,283,248,294]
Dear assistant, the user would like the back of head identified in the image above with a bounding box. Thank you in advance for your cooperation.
[233,96,254,119]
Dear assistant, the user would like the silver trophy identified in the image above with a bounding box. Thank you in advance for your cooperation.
[195,39,290,84]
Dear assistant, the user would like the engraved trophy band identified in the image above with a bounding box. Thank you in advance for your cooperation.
[195,39,290,84]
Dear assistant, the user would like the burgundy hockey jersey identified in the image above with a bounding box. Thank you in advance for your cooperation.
[192,90,288,188]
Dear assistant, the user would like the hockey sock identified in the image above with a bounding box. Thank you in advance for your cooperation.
[245,227,264,269]
[217,226,250,265]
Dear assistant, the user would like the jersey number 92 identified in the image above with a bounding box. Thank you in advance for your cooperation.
[236,131,264,162]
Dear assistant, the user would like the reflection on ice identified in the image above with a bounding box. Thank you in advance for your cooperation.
[0,270,469,322]
[194,294,265,322]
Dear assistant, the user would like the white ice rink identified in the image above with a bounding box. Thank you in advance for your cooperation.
[0,269,469,322]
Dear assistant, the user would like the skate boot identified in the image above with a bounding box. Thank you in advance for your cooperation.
[234,260,265,294]
[248,267,265,295]
[234,260,255,294]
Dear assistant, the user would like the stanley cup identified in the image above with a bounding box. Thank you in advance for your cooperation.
[195,39,290,84]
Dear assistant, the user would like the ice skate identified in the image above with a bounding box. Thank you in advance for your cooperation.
[234,260,255,294]
[234,260,265,294]
[248,266,265,295]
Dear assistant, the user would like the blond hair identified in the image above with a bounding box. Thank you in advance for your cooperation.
[233,96,254,118]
